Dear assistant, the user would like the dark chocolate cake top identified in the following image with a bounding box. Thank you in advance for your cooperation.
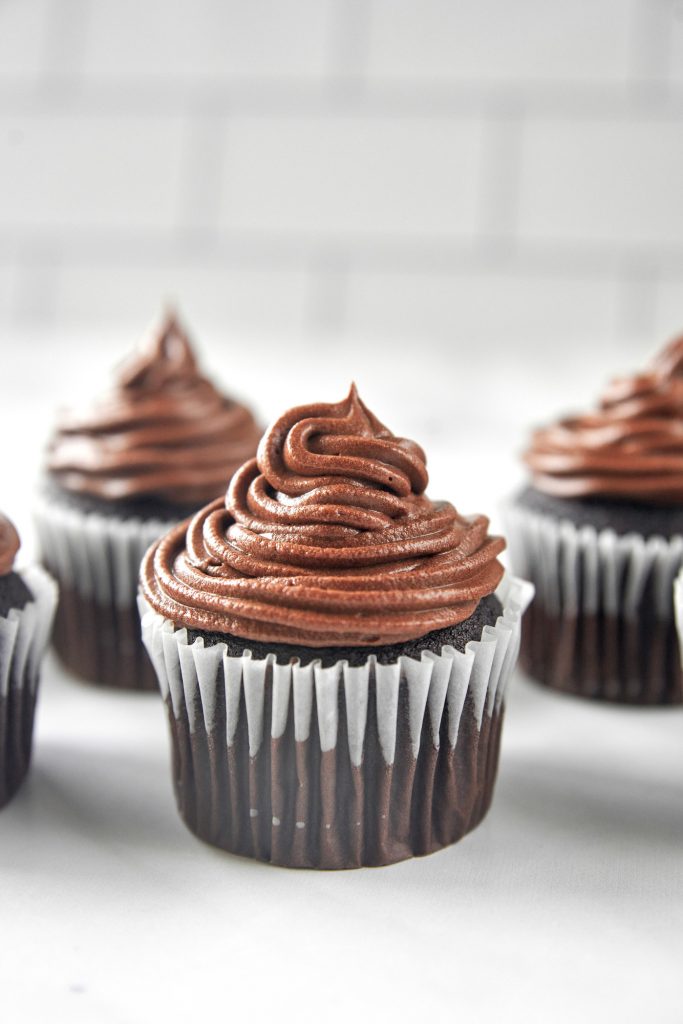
[0,513,33,616]
[525,334,683,504]
[46,311,262,507]
[141,385,506,648]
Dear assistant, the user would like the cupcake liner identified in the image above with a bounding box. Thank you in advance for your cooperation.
[139,575,533,869]
[0,564,57,807]
[34,493,173,690]
[674,570,683,669]
[504,502,683,704]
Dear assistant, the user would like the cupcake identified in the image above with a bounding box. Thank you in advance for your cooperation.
[504,335,683,705]
[35,312,261,691]
[139,385,532,869]
[0,513,57,807]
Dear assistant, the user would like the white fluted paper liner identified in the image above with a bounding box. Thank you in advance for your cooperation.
[674,569,683,668]
[139,574,533,766]
[0,564,57,698]
[503,500,683,703]
[34,492,175,608]
[0,563,57,806]
[504,501,683,622]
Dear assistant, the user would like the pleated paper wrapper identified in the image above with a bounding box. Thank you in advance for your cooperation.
[139,575,533,869]
[35,493,177,690]
[0,564,57,807]
[504,501,683,704]
[674,569,683,670]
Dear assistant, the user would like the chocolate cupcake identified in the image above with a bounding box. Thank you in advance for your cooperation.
[504,335,683,705]
[0,513,57,807]
[139,386,532,869]
[35,312,261,691]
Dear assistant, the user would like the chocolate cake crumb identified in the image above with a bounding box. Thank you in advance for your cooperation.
[515,485,683,539]
[184,592,503,667]
[42,477,202,523]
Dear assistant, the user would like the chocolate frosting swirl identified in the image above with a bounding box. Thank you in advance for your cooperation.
[46,313,262,506]
[0,514,20,576]
[141,385,505,648]
[525,336,683,503]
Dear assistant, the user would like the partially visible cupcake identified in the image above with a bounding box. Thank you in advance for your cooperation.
[35,312,262,691]
[139,385,532,869]
[505,335,683,705]
[674,568,683,670]
[0,513,57,807]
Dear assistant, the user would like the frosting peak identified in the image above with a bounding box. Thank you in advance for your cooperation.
[651,335,683,379]
[0,514,20,576]
[525,335,683,503]
[47,312,262,507]
[251,384,430,531]
[141,387,505,648]
[118,311,198,391]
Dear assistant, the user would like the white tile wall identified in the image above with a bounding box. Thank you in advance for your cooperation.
[0,263,19,325]
[0,0,51,78]
[83,0,334,82]
[0,0,682,354]
[517,118,683,247]
[52,263,312,335]
[670,1,683,86]
[343,270,621,351]
[0,114,187,230]
[366,0,636,84]
[220,115,485,239]
[653,278,683,341]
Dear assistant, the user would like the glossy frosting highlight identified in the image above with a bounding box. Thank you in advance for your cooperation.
[47,313,262,506]
[141,386,505,647]
[525,335,683,503]
[0,514,20,576]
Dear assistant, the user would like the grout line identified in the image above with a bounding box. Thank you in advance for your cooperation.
[306,254,350,334]
[325,0,373,92]
[2,79,683,119]
[176,111,228,236]
[3,232,683,276]
[628,0,673,94]
[476,112,524,248]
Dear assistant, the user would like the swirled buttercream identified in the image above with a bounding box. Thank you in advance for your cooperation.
[0,514,20,577]
[525,336,683,503]
[141,385,505,647]
[46,313,262,506]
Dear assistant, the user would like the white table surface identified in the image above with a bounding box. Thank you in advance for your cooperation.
[1,331,682,1023]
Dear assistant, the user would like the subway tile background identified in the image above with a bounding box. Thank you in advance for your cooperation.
[1,0,683,356]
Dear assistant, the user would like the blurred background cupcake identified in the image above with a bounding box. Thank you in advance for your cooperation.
[140,385,532,869]
[35,311,262,690]
[505,336,683,705]
[0,512,57,807]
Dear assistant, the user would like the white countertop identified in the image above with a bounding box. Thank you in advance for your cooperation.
[1,331,682,1023]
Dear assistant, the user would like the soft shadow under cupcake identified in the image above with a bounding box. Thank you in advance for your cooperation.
[498,757,683,854]
[0,740,181,860]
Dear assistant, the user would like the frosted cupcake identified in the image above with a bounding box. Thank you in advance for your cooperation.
[0,513,57,807]
[35,312,261,691]
[140,385,532,868]
[505,335,683,704]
